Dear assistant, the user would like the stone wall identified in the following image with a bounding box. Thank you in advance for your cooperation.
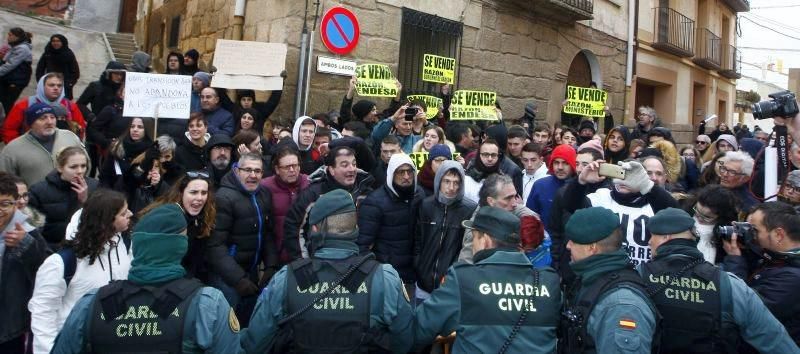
[145,0,628,127]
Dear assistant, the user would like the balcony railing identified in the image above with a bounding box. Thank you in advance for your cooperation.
[693,28,722,70]
[722,0,750,12]
[720,45,742,79]
[652,7,695,58]
[531,0,593,22]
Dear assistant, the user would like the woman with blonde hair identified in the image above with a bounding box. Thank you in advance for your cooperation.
[412,125,456,153]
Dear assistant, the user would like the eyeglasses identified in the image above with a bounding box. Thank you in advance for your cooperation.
[238,167,263,175]
[785,185,800,194]
[17,192,29,200]
[395,169,415,176]
[717,161,747,177]
[480,152,499,159]
[186,170,210,179]
[695,141,708,145]
[278,163,299,171]
[0,200,15,209]
[693,206,717,224]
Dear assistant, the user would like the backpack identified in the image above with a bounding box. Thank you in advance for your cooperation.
[57,234,131,286]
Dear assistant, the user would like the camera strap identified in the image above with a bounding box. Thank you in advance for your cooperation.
[772,125,790,176]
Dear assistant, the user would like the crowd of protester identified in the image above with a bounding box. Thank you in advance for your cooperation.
[1,27,800,354]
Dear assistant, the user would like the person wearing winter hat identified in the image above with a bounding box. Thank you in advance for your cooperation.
[695,134,712,154]
[577,119,597,145]
[357,153,426,289]
[562,206,657,354]
[190,72,210,113]
[242,189,414,353]
[51,203,241,353]
[291,115,321,174]
[417,143,451,196]
[130,51,152,73]
[183,48,200,75]
[565,156,679,265]
[526,144,576,233]
[0,102,85,185]
[780,170,800,207]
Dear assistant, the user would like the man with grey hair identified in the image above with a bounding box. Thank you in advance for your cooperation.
[458,173,538,263]
[631,106,661,141]
[781,170,800,209]
[207,152,277,325]
[715,150,757,210]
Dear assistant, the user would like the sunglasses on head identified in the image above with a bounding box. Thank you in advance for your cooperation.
[186,170,210,179]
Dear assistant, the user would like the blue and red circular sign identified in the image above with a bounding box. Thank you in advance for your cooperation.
[320,7,360,56]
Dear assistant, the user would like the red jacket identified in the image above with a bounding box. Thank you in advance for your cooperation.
[2,97,86,144]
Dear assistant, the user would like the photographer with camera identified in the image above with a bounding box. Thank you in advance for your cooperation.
[370,100,428,154]
[722,202,800,347]
[643,208,799,353]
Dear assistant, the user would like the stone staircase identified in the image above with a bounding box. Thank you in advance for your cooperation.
[105,32,137,67]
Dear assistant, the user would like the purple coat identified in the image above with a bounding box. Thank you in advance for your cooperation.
[260,174,310,264]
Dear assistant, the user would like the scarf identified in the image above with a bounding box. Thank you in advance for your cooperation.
[467,155,501,182]
[128,231,188,284]
[570,249,632,287]
[122,135,152,160]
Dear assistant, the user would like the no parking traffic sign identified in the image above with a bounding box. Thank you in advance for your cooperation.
[320,7,360,55]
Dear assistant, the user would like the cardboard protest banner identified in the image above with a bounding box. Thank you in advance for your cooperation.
[123,72,191,119]
[422,54,455,84]
[562,85,607,118]
[354,64,398,97]
[407,94,443,119]
[211,39,286,90]
[409,151,462,169]
[450,90,498,121]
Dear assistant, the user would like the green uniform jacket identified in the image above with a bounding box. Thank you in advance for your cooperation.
[570,250,656,354]
[239,246,414,354]
[50,287,240,354]
[414,249,562,353]
[641,243,800,354]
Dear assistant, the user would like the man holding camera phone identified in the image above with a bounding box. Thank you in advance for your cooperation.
[643,208,799,353]
[722,202,800,349]
[371,99,428,154]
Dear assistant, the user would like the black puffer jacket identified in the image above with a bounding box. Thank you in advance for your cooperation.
[206,170,277,287]
[414,161,476,293]
[283,168,374,261]
[174,133,207,172]
[76,61,126,114]
[28,171,99,246]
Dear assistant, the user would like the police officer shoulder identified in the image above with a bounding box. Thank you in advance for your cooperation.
[240,189,413,354]
[643,207,800,354]
[562,206,657,354]
[414,206,562,354]
[50,204,240,354]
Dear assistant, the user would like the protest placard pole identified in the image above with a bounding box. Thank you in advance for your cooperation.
[153,103,160,139]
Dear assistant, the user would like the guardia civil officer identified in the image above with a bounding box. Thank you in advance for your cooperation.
[414,206,562,353]
[50,204,240,354]
[562,206,656,354]
[642,207,800,354]
[240,189,413,354]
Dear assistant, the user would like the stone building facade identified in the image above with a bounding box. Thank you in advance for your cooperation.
[136,0,630,127]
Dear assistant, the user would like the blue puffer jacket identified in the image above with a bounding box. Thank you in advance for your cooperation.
[357,154,425,283]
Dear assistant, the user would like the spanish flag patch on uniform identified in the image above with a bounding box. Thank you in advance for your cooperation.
[619,318,636,330]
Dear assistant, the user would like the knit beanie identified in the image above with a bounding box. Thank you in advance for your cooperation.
[192,72,210,87]
[578,140,604,160]
[134,203,187,234]
[184,48,200,61]
[25,102,55,126]
[352,100,376,120]
[579,119,596,133]
[429,144,451,161]
[549,144,577,173]
[524,102,537,119]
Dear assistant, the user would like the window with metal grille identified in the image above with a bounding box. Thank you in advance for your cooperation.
[168,15,181,48]
[397,8,463,97]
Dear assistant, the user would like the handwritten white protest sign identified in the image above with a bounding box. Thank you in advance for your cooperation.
[123,72,191,119]
[211,39,287,90]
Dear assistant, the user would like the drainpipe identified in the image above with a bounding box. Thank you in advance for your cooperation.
[623,0,638,122]
[233,0,246,40]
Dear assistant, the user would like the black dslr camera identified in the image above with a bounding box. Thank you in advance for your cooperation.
[752,90,799,120]
[714,221,755,243]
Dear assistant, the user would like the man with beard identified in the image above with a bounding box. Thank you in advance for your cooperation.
[207,153,277,326]
[564,159,678,266]
[357,154,426,295]
[464,139,504,204]
[630,106,661,141]
[292,116,320,174]
[283,146,374,261]
[447,123,477,157]
[527,144,576,233]
[200,87,234,137]
[204,134,235,188]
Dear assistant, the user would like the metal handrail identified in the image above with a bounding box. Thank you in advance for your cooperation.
[696,28,721,66]
[653,7,695,55]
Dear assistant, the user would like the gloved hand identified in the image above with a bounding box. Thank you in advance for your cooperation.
[235,277,259,296]
[613,160,654,195]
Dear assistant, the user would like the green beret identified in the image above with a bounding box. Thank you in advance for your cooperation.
[308,189,356,226]
[462,206,520,244]
[566,207,620,244]
[647,207,695,235]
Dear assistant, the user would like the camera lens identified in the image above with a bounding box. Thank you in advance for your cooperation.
[752,101,776,120]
